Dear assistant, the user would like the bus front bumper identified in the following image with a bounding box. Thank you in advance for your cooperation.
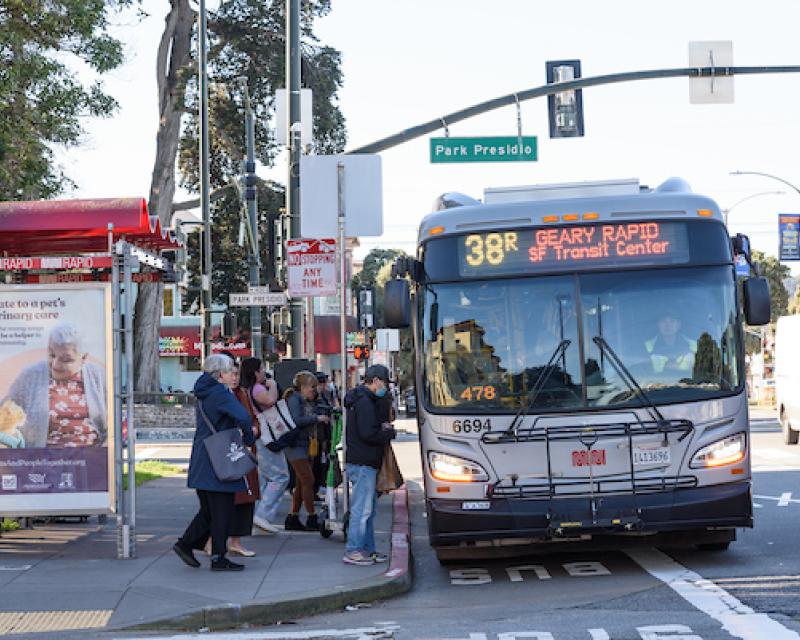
[427,481,752,546]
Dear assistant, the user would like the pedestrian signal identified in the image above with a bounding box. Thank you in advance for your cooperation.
[354,345,370,361]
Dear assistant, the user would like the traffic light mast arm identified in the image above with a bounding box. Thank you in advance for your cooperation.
[348,65,800,154]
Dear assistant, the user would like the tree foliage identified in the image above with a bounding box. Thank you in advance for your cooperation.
[0,0,137,199]
[351,248,405,293]
[374,254,414,389]
[179,0,347,313]
[752,250,790,321]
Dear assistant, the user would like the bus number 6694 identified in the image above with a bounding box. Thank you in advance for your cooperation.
[452,418,492,434]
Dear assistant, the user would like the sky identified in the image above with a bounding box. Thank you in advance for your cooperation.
[64,0,800,269]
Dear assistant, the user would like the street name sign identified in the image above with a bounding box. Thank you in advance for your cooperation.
[247,285,271,295]
[430,136,538,163]
[229,292,287,306]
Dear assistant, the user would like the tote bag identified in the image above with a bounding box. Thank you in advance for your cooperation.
[258,398,297,445]
[198,401,256,483]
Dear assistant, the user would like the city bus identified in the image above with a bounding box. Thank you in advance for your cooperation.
[384,178,771,562]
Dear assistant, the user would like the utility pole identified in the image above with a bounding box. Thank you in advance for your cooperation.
[240,79,262,358]
[286,0,304,358]
[198,0,213,363]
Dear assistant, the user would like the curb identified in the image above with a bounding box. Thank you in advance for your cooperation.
[119,484,412,632]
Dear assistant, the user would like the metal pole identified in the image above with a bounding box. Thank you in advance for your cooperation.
[337,161,349,515]
[306,297,315,364]
[199,0,213,363]
[242,83,262,358]
[124,245,137,557]
[286,0,304,358]
[349,65,800,155]
[111,240,125,559]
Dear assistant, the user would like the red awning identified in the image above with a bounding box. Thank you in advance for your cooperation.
[314,315,358,354]
[0,198,181,255]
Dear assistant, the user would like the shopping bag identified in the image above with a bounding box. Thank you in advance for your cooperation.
[198,401,256,483]
[258,399,297,444]
[376,443,404,494]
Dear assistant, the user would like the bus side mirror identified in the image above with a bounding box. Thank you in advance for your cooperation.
[743,277,771,326]
[384,279,411,329]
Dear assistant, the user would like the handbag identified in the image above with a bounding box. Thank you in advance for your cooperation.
[197,400,256,483]
[308,425,319,457]
[258,398,297,444]
[376,443,404,494]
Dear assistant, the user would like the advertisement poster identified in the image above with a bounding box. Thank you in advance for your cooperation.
[0,284,114,515]
[779,214,800,261]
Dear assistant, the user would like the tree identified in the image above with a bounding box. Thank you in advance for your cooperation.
[351,248,405,292]
[0,0,137,199]
[752,250,790,321]
[133,0,196,394]
[134,0,346,393]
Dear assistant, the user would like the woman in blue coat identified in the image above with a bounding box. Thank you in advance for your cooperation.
[173,354,255,572]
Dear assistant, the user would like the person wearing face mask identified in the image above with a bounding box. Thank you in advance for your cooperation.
[341,364,397,566]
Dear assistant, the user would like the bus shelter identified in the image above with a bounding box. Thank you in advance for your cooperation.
[0,198,181,559]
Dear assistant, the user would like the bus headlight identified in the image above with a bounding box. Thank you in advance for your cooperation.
[428,452,489,482]
[689,433,746,468]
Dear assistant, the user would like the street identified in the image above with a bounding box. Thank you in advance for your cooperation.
[123,411,800,640]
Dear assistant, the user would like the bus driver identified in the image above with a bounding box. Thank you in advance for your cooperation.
[644,306,697,374]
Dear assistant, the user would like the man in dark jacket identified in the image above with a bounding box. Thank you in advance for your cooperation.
[342,364,396,566]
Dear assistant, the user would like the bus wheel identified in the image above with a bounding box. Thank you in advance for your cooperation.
[696,542,730,551]
[781,408,799,445]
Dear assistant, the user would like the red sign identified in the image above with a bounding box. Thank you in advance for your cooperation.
[287,238,337,298]
[0,256,114,271]
[25,271,164,284]
[158,325,251,357]
[571,449,607,467]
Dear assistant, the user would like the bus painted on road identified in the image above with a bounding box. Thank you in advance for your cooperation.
[385,178,770,562]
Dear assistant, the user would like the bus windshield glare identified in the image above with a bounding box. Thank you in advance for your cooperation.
[421,266,741,412]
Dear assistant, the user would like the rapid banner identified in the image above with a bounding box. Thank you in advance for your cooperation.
[779,214,800,261]
[0,284,114,515]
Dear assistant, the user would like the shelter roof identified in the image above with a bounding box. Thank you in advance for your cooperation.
[0,198,181,255]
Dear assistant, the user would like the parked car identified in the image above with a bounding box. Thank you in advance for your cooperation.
[404,387,417,417]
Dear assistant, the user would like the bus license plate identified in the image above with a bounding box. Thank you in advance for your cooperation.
[633,446,670,466]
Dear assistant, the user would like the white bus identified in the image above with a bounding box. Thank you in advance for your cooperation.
[776,314,800,444]
[385,178,771,562]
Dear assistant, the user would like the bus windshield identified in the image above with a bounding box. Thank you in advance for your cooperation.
[421,266,741,412]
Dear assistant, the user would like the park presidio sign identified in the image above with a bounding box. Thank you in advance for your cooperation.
[430,136,538,163]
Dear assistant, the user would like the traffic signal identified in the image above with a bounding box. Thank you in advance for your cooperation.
[353,345,370,361]
[221,311,238,339]
[546,60,585,138]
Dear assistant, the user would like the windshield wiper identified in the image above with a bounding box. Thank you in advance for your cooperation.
[506,339,571,435]
[591,336,664,424]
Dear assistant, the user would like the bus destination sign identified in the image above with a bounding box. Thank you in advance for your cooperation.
[458,221,691,276]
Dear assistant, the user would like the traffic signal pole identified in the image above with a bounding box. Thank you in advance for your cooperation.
[348,65,800,155]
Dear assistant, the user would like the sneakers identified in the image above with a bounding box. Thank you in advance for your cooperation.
[253,516,280,533]
[305,514,319,531]
[370,551,389,563]
[210,555,245,571]
[342,550,375,566]
[284,513,306,531]
[173,541,200,568]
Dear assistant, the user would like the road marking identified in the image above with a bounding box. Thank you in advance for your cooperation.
[112,625,401,639]
[627,547,800,640]
[754,494,800,506]
[588,630,610,640]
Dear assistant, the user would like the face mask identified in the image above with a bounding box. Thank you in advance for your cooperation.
[375,386,387,398]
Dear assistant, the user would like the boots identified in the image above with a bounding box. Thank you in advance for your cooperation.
[305,514,319,531]
[284,513,306,531]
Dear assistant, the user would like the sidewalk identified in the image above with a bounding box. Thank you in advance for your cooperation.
[0,475,411,636]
